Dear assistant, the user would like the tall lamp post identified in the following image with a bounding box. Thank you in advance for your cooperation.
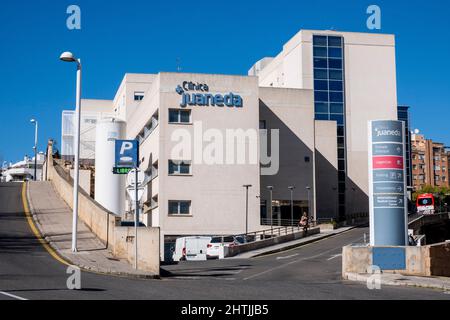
[60,51,82,253]
[267,186,274,234]
[243,185,252,236]
[288,186,295,226]
[30,119,38,181]
[306,186,311,223]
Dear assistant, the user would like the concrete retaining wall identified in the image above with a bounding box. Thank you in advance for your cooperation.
[228,227,320,257]
[342,242,450,278]
[44,141,160,274]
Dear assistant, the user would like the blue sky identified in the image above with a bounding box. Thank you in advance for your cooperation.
[0,0,449,163]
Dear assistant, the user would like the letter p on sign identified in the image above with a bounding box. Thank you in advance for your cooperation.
[120,142,134,155]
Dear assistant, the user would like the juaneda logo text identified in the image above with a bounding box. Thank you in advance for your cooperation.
[176,81,243,108]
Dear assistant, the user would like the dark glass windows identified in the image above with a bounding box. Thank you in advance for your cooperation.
[313,34,346,219]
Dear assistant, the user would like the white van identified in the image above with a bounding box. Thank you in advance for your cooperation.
[172,236,212,262]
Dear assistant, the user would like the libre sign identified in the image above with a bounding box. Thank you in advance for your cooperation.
[368,120,408,246]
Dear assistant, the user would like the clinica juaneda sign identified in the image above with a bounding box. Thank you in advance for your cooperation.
[176,81,243,108]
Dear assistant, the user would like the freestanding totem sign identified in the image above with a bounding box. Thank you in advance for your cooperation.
[368,120,408,246]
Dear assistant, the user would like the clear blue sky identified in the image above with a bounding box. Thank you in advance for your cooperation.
[0,0,449,164]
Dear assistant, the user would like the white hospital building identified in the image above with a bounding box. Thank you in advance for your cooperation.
[61,29,401,257]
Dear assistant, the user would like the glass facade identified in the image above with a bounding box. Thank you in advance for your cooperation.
[313,35,346,219]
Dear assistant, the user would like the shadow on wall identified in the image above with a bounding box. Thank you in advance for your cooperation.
[259,102,369,222]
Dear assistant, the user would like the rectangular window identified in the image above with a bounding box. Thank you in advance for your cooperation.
[314,80,328,91]
[329,70,343,80]
[168,201,191,215]
[329,81,343,91]
[329,92,344,103]
[338,137,345,148]
[169,109,191,124]
[168,160,191,175]
[314,58,328,68]
[134,92,145,101]
[338,148,345,159]
[330,114,344,125]
[313,47,328,57]
[328,59,342,69]
[315,114,329,121]
[314,91,329,102]
[328,47,342,58]
[313,36,327,46]
[314,69,328,80]
[330,103,344,114]
[315,102,329,113]
[328,36,342,47]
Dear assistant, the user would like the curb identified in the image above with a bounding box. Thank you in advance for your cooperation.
[24,182,160,280]
[344,272,450,291]
[251,226,360,258]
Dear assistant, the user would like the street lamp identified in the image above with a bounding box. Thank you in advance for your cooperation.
[306,186,311,223]
[288,186,296,226]
[60,51,82,253]
[267,186,274,233]
[30,119,38,181]
[243,185,252,236]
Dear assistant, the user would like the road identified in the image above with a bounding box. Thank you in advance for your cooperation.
[0,182,449,300]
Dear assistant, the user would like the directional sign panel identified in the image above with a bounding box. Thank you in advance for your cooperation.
[369,120,407,246]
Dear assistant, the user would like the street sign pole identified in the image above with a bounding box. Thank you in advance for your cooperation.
[134,167,139,270]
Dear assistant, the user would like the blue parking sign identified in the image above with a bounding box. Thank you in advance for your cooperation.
[115,140,139,168]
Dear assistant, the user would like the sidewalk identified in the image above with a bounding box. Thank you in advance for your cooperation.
[26,181,156,278]
[345,272,450,291]
[228,226,356,259]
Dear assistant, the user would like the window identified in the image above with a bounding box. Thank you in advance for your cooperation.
[314,58,328,69]
[314,91,329,102]
[168,160,191,175]
[134,92,145,101]
[329,81,343,91]
[330,114,344,125]
[169,201,191,215]
[169,109,191,124]
[329,92,343,103]
[329,70,343,80]
[328,59,342,69]
[313,36,327,46]
[314,69,328,80]
[314,80,328,91]
[330,103,344,114]
[328,36,342,47]
[313,46,327,57]
[328,47,342,58]
[315,114,329,121]
[259,120,267,129]
[315,102,329,113]
[305,156,311,163]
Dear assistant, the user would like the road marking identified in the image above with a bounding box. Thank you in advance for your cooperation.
[21,182,70,266]
[276,254,299,260]
[0,291,28,301]
[327,254,342,261]
[244,245,343,281]
[254,228,361,259]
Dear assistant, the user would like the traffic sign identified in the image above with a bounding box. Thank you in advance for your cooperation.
[127,170,145,186]
[115,140,139,168]
[127,186,145,202]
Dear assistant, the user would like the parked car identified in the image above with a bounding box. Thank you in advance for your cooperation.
[206,236,240,259]
[172,236,212,262]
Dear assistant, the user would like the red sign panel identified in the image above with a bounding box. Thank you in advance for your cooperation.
[373,156,404,170]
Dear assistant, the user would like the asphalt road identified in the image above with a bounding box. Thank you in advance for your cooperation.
[0,182,449,300]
